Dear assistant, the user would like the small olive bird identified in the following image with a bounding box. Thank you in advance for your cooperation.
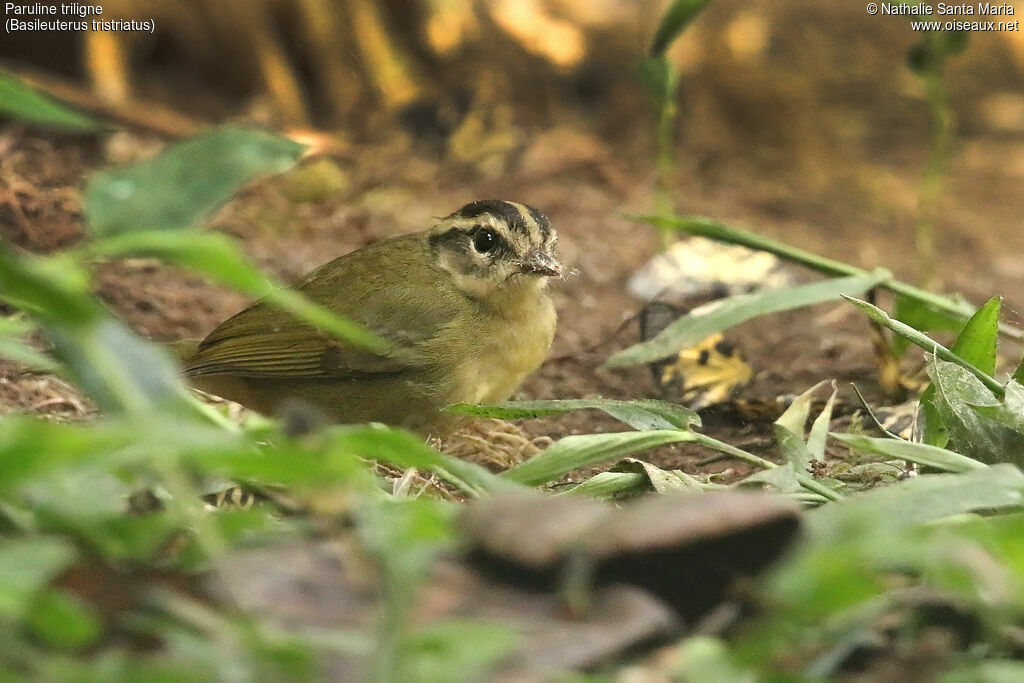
[182,200,561,432]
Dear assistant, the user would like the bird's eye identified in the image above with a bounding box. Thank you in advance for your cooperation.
[472,228,498,253]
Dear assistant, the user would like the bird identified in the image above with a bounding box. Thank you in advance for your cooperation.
[181,200,561,433]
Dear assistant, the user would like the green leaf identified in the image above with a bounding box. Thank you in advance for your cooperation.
[0,316,57,371]
[27,589,103,651]
[501,430,695,486]
[637,56,678,101]
[447,398,699,431]
[84,126,305,236]
[85,231,390,353]
[891,294,965,356]
[649,0,714,57]
[612,457,707,494]
[0,72,102,132]
[830,433,986,473]
[674,636,756,683]
[774,380,830,471]
[401,619,519,683]
[560,471,649,500]
[927,357,1024,465]
[942,660,1024,683]
[1013,354,1024,385]
[326,424,520,497]
[843,296,1004,397]
[606,272,888,368]
[950,295,1001,377]
[920,296,1001,447]
[0,249,197,415]
[0,538,76,618]
[807,382,838,462]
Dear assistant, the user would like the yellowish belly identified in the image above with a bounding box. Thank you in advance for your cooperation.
[454,297,556,405]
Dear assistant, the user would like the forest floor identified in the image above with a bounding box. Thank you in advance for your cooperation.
[3,0,1024,483]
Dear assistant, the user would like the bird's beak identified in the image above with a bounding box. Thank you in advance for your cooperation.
[520,249,562,277]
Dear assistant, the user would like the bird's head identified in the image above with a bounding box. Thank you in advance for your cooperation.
[429,200,562,301]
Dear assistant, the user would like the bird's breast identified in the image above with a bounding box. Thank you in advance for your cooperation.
[452,292,556,405]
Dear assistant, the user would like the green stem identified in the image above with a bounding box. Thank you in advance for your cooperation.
[655,93,677,249]
[917,64,953,287]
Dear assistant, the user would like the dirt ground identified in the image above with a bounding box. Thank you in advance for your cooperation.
[3,1,1024,482]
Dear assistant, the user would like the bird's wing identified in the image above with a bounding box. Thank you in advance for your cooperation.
[183,236,458,380]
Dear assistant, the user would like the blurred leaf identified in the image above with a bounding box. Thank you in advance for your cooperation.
[85,231,390,353]
[675,636,756,683]
[27,589,102,651]
[831,433,986,473]
[0,72,102,132]
[447,398,699,431]
[320,424,518,496]
[0,417,132,492]
[0,316,57,371]
[0,538,76,618]
[810,464,1024,533]
[919,381,948,448]
[649,0,714,57]
[942,660,1024,683]
[606,272,888,368]
[844,296,1004,397]
[502,431,695,486]
[0,249,195,415]
[637,56,678,101]
[401,619,519,683]
[84,126,305,236]
[908,31,970,74]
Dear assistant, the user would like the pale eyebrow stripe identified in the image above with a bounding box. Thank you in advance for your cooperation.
[508,201,541,243]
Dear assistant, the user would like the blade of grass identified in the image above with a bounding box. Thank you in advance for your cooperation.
[501,430,695,487]
[830,433,986,473]
[775,380,831,472]
[0,72,102,132]
[634,214,1024,341]
[332,425,521,497]
[843,296,1004,397]
[948,295,1000,376]
[807,382,839,462]
[649,0,714,57]
[446,398,699,431]
[605,272,888,368]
